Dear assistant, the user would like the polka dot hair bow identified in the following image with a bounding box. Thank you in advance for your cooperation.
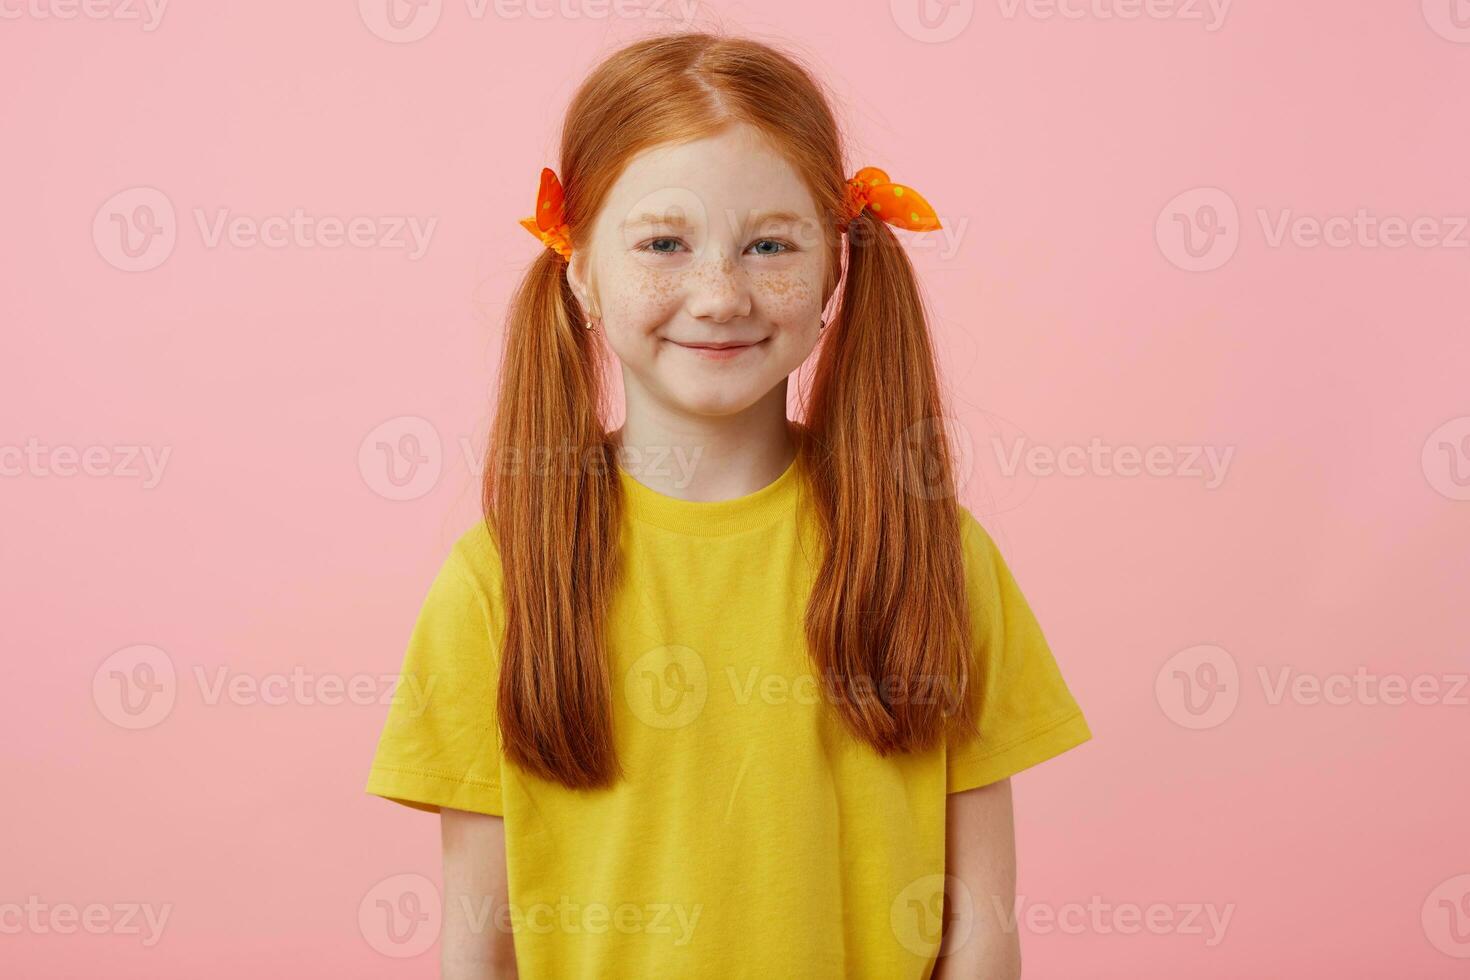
[519,167,574,260]
[841,166,942,231]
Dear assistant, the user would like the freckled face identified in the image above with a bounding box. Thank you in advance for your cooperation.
[568,123,833,418]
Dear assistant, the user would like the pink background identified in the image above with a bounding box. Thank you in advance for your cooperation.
[4,2,1469,976]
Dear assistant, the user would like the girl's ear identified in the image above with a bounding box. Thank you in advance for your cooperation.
[567,251,601,322]
[566,251,585,298]
[566,252,593,317]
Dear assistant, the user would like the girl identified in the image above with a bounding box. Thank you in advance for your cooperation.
[367,30,1090,979]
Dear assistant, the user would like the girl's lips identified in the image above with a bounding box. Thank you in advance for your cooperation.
[668,339,765,361]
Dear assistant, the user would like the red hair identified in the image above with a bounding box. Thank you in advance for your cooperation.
[484,31,978,789]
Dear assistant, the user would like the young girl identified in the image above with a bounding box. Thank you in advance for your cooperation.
[367,31,1090,979]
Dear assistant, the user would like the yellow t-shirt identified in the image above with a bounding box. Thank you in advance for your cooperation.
[366,453,1090,978]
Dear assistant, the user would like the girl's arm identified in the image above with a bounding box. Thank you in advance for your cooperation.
[934,778,1022,980]
[440,807,517,978]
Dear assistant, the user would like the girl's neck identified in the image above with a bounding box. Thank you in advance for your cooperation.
[612,390,797,503]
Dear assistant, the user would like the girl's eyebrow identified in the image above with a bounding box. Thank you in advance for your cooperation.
[741,209,804,227]
[621,208,808,231]
[622,212,693,230]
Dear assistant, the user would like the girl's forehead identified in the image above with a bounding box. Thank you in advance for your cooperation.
[597,127,821,232]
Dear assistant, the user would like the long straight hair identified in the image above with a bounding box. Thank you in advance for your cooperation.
[484,31,978,790]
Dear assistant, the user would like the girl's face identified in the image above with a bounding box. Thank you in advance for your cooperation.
[568,123,833,420]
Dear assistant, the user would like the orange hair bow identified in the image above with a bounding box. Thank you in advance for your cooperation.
[841,166,941,231]
[519,167,573,260]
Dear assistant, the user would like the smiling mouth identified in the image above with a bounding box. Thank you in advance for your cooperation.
[671,340,764,350]
[666,338,767,359]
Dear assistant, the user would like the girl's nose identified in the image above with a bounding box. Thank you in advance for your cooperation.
[684,252,753,324]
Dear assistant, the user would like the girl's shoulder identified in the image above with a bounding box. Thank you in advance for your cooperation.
[442,518,505,604]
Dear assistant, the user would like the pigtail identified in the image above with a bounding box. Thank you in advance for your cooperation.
[802,210,981,753]
[483,248,625,789]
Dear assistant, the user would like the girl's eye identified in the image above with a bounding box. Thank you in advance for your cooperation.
[634,238,796,256]
[638,237,685,255]
[749,239,793,256]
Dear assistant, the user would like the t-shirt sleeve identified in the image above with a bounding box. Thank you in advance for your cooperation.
[365,542,504,816]
[947,511,1092,793]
